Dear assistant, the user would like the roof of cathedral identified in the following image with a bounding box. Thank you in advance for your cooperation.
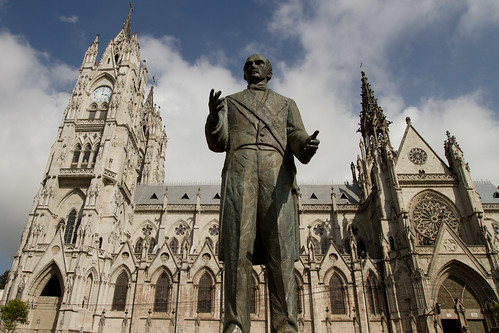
[474,180,499,204]
[134,183,362,205]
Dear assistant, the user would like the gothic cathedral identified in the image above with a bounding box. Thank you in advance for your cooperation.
[2,9,499,333]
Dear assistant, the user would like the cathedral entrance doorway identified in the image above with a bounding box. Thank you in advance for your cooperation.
[437,273,490,333]
[441,319,460,332]
[29,270,63,332]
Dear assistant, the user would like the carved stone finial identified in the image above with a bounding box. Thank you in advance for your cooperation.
[405,117,411,125]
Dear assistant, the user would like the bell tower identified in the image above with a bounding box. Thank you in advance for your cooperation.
[3,7,166,331]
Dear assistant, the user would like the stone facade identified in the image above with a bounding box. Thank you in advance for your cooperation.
[2,10,499,333]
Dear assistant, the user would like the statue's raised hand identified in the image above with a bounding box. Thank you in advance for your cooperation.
[209,89,224,116]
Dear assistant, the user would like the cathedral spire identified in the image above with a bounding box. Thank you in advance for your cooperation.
[145,77,155,107]
[114,4,133,42]
[81,34,99,68]
[358,68,392,158]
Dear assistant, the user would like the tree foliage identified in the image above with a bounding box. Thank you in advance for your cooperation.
[494,302,499,321]
[0,299,29,333]
[0,271,9,290]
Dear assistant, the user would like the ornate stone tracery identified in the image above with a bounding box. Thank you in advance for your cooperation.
[408,147,427,165]
[411,193,459,245]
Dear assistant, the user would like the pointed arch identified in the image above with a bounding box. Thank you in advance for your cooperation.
[83,273,94,308]
[135,238,143,254]
[197,272,213,313]
[112,271,129,311]
[99,103,109,119]
[153,270,172,313]
[193,268,216,314]
[81,144,92,168]
[28,262,64,298]
[90,144,99,168]
[28,262,64,333]
[295,270,304,315]
[329,273,347,314]
[71,144,81,168]
[148,237,156,253]
[64,209,79,244]
[309,237,321,256]
[169,237,179,254]
[433,260,497,307]
[250,271,259,314]
[366,271,380,315]
[88,103,98,120]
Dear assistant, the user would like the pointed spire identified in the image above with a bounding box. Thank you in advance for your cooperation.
[81,34,99,67]
[358,67,392,155]
[145,77,155,107]
[115,4,133,42]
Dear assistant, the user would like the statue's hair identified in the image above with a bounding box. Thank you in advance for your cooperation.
[243,54,273,82]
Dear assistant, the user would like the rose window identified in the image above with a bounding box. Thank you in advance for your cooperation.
[209,225,219,236]
[313,225,324,236]
[408,147,427,165]
[175,224,187,236]
[411,194,459,245]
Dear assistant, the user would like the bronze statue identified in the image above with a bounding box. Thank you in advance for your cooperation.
[206,54,319,333]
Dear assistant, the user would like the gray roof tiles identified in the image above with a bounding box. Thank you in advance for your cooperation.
[135,181,498,206]
[135,183,361,206]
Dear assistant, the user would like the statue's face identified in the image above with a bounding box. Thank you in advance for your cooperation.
[244,54,269,84]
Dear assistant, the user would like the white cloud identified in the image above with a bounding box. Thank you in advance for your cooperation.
[458,0,499,36]
[140,35,242,182]
[0,31,75,270]
[58,15,78,24]
[1,0,498,273]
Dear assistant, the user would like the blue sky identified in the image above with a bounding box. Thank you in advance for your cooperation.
[0,0,498,272]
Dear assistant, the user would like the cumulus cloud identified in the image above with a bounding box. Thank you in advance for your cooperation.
[140,35,242,182]
[0,31,76,270]
[1,0,498,273]
[58,15,78,24]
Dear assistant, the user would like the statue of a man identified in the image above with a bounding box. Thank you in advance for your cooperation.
[206,54,319,333]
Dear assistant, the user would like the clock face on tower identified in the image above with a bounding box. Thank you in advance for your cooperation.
[92,86,113,102]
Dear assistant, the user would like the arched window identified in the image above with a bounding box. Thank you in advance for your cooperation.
[83,274,93,308]
[99,105,108,120]
[296,277,303,314]
[71,145,81,168]
[135,238,143,254]
[197,273,213,313]
[170,238,179,254]
[64,209,80,244]
[81,145,92,168]
[72,215,81,244]
[366,274,379,315]
[90,146,99,168]
[148,238,156,253]
[88,103,98,120]
[329,274,346,314]
[154,272,170,312]
[312,237,321,256]
[112,271,128,311]
[250,278,257,314]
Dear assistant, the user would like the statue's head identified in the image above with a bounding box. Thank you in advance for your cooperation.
[243,54,273,84]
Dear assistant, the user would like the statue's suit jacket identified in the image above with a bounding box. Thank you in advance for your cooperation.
[205,88,311,264]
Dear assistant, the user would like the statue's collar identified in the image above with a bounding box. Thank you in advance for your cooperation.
[247,82,268,91]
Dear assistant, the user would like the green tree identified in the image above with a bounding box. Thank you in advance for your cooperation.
[0,271,9,290]
[0,299,29,333]
[494,302,499,321]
